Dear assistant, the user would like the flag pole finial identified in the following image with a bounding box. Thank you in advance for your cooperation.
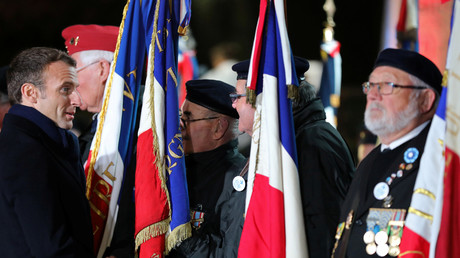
[323,0,336,42]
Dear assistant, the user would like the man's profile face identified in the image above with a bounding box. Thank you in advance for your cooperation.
[35,61,81,130]
[232,79,255,136]
[364,66,420,138]
[180,100,219,154]
[72,52,105,113]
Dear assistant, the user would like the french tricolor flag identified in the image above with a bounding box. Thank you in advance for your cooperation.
[238,0,308,257]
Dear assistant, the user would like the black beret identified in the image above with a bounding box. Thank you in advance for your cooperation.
[232,56,310,81]
[374,48,442,94]
[0,66,8,95]
[185,79,239,119]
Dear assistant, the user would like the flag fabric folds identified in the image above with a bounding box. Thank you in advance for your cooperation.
[84,1,145,256]
[318,39,341,127]
[134,0,191,257]
[418,0,453,72]
[238,0,307,257]
[398,86,446,258]
[436,1,460,256]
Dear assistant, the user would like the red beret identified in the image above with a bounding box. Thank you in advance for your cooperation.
[62,24,119,56]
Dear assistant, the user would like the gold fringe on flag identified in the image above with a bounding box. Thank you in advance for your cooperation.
[442,70,448,88]
[135,218,171,251]
[246,88,257,108]
[165,222,192,254]
[287,84,298,100]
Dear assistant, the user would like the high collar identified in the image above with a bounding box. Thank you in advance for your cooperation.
[293,98,326,131]
[185,139,238,167]
[8,104,70,149]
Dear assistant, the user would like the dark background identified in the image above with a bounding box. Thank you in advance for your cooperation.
[0,0,384,161]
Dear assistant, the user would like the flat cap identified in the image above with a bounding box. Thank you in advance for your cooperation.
[185,79,239,119]
[232,56,310,80]
[374,48,442,94]
[62,24,119,56]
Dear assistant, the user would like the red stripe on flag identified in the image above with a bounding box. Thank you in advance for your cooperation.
[436,147,460,257]
[135,129,170,257]
[238,174,285,258]
[399,227,429,257]
[248,0,268,92]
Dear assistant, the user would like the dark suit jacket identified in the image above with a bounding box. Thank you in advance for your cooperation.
[0,113,94,257]
[332,123,430,258]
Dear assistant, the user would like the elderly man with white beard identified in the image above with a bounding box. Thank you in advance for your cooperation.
[331,48,442,258]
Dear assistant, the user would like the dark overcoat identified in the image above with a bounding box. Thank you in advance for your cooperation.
[0,112,94,257]
[293,98,355,258]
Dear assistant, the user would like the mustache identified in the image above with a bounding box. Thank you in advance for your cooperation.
[367,102,385,111]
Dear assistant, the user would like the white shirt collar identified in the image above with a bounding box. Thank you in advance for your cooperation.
[380,121,430,152]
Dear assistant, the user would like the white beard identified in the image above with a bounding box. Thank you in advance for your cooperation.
[365,99,419,138]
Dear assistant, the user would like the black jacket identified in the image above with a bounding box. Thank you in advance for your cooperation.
[0,108,94,257]
[332,123,430,258]
[168,139,247,258]
[293,98,355,258]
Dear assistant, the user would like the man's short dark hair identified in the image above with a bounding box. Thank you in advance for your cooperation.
[292,80,317,112]
[7,47,76,104]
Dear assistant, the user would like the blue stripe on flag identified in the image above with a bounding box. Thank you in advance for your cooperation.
[260,0,298,162]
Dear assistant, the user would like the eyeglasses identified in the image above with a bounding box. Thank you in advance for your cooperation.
[76,60,101,73]
[180,114,219,129]
[362,82,428,95]
[229,93,246,103]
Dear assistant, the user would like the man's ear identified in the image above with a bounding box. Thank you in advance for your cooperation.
[213,118,229,140]
[99,60,111,84]
[20,83,39,104]
[420,89,437,113]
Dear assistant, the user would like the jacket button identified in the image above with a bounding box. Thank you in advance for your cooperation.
[355,219,363,225]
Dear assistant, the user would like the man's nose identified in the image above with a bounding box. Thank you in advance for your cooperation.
[71,90,82,107]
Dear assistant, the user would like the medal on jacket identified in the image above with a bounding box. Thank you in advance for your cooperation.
[233,175,246,191]
[364,208,406,257]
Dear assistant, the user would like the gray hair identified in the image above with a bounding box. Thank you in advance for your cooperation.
[79,50,114,65]
[292,80,317,112]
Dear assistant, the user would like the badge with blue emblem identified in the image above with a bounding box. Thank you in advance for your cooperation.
[404,147,419,164]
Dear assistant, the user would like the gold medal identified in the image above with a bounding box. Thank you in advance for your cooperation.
[376,243,389,257]
[375,231,389,245]
[388,235,401,246]
[366,242,377,255]
[388,245,400,257]
[363,230,375,244]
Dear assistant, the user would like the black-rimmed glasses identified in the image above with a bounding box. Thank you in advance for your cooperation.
[229,93,246,103]
[180,115,219,129]
[362,82,428,95]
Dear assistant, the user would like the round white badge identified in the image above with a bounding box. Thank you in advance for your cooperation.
[374,182,390,200]
[232,176,246,192]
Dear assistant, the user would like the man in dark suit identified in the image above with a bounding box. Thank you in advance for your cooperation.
[0,47,94,257]
[331,48,442,258]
